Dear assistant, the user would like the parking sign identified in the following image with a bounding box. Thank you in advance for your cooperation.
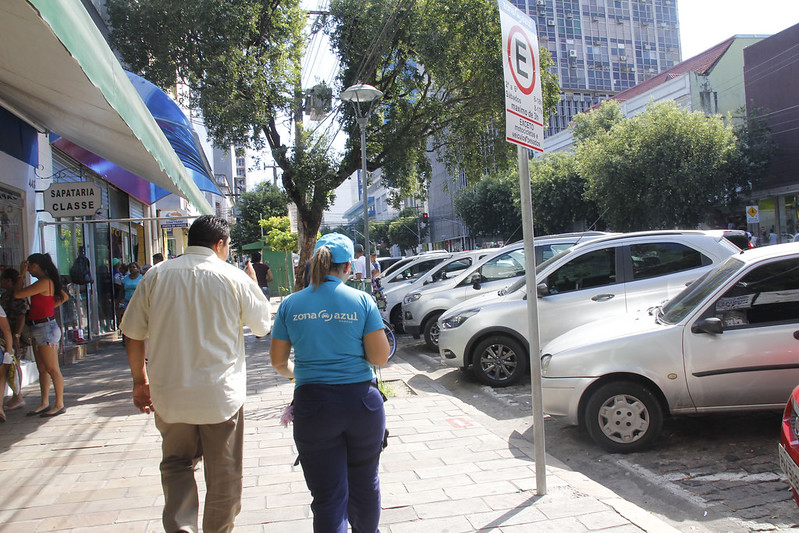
[498,0,544,152]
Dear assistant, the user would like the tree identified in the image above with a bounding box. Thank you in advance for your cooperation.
[576,101,746,231]
[229,182,289,250]
[388,216,422,254]
[571,99,624,145]
[107,0,560,290]
[528,153,602,235]
[454,174,522,242]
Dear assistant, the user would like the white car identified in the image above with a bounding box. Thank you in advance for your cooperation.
[373,250,452,326]
[378,249,496,329]
[438,230,741,387]
[540,243,799,453]
[403,232,608,349]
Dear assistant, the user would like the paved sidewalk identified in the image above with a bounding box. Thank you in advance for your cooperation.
[0,332,678,532]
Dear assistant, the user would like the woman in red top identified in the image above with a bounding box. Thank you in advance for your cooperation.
[15,253,69,417]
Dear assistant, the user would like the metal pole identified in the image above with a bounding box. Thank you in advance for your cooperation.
[518,145,546,495]
[358,116,370,282]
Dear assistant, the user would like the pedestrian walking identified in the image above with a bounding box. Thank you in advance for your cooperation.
[249,251,273,300]
[0,303,17,422]
[15,253,69,417]
[121,215,272,533]
[270,232,391,533]
[0,268,30,413]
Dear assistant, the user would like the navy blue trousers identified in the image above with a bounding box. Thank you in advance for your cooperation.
[293,381,385,533]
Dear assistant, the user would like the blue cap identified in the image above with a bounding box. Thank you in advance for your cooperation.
[314,233,355,264]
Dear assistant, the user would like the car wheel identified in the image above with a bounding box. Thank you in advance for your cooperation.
[470,335,528,387]
[584,381,663,453]
[390,305,404,333]
[423,311,443,350]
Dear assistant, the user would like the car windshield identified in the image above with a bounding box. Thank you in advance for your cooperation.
[496,248,573,295]
[659,256,746,324]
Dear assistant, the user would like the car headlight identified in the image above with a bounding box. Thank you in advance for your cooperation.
[540,354,552,375]
[404,292,422,304]
[792,396,799,439]
[440,309,480,329]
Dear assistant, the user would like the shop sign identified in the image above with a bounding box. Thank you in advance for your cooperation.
[43,182,101,217]
[160,209,190,228]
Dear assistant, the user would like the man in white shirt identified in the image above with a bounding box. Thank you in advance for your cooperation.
[353,243,368,280]
[122,215,272,533]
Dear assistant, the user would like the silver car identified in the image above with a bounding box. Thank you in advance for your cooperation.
[438,230,741,387]
[403,232,607,349]
[540,242,799,453]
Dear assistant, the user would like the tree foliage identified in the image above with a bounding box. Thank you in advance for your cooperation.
[528,153,601,235]
[388,216,423,254]
[261,216,298,253]
[107,0,560,289]
[454,174,522,242]
[571,100,624,145]
[328,0,560,199]
[229,182,289,249]
[576,101,748,231]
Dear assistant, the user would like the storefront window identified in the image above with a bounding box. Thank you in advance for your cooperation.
[0,186,24,270]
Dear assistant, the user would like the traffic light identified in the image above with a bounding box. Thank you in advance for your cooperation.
[421,212,429,226]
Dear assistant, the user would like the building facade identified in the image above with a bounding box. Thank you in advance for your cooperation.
[510,0,681,136]
[744,22,799,243]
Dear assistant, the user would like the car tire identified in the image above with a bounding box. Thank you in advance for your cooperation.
[423,311,443,351]
[390,305,404,333]
[584,381,663,453]
[470,335,528,387]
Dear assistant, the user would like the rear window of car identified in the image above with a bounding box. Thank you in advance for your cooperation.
[630,242,706,281]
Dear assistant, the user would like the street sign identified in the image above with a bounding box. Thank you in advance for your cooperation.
[499,0,544,152]
[746,205,760,224]
[43,182,101,218]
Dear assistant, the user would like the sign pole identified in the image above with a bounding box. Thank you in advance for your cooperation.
[518,145,546,494]
[499,0,546,495]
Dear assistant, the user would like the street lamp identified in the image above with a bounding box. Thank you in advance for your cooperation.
[341,83,383,282]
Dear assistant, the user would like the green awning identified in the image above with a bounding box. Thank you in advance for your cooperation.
[0,0,213,214]
[242,240,267,251]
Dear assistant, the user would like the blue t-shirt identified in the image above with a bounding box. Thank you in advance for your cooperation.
[121,274,142,302]
[272,276,384,386]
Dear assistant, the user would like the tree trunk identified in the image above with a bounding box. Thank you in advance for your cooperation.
[294,210,323,292]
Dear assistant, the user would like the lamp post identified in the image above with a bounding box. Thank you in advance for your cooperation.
[341,83,383,282]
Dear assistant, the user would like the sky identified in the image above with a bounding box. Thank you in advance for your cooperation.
[679,0,799,59]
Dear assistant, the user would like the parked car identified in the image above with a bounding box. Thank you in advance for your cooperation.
[540,242,799,452]
[378,249,496,330]
[403,232,607,349]
[779,384,799,506]
[376,250,447,283]
[438,230,741,387]
[376,256,404,275]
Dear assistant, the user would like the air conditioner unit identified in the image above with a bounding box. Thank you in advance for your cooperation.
[569,50,577,58]
[536,0,545,5]
[547,19,555,26]
[648,67,656,73]
[619,55,627,61]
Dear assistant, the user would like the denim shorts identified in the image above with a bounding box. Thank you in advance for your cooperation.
[30,320,62,346]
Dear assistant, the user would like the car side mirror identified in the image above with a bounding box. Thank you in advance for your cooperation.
[691,317,723,335]
[471,272,481,290]
[537,282,550,298]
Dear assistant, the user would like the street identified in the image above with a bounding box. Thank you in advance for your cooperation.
[392,333,799,533]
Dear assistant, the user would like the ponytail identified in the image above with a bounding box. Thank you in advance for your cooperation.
[309,246,349,289]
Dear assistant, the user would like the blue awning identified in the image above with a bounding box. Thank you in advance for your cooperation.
[51,73,221,204]
[125,72,221,197]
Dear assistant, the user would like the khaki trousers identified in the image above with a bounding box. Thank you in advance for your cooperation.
[154,408,244,533]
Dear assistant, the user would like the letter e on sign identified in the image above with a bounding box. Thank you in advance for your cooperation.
[508,26,536,95]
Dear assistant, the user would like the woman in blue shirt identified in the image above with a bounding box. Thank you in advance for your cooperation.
[271,233,390,533]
